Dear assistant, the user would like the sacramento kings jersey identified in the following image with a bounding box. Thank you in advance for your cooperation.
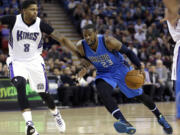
[82,35,125,74]
[9,14,43,61]
[167,19,180,42]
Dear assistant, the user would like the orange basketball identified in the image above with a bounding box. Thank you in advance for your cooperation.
[125,69,145,89]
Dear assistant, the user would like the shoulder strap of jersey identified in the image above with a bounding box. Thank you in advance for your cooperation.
[101,35,111,52]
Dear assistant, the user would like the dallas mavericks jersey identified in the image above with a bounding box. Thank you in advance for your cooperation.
[8,14,43,61]
[82,35,143,97]
[167,19,180,42]
[82,35,125,74]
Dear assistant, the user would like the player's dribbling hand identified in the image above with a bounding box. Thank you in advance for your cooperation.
[136,68,146,79]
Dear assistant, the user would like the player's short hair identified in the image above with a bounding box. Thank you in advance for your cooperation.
[82,24,96,31]
[21,0,37,9]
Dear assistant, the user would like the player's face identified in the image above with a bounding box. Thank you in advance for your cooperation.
[23,4,38,21]
[83,29,97,46]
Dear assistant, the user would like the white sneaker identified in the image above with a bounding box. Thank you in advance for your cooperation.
[26,121,39,135]
[53,112,66,133]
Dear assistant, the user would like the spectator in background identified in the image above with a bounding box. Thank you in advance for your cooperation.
[134,28,146,44]
[1,25,10,52]
[147,40,160,55]
[3,7,10,15]
[60,47,72,63]
[2,64,8,76]
[68,0,77,13]
[43,36,52,50]
[155,59,170,101]
[46,44,61,60]
[0,62,4,76]
[134,19,144,32]
[149,65,165,101]
[145,14,154,27]
[80,15,93,29]
[107,18,115,31]
[95,0,107,10]
[58,67,78,106]
[113,28,121,41]
[138,47,148,62]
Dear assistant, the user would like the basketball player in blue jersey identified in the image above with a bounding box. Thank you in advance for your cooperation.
[76,24,173,134]
[0,1,79,135]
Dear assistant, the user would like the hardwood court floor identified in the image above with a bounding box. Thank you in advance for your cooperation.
[0,102,179,135]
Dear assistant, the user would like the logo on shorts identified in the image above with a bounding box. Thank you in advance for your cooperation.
[37,83,44,90]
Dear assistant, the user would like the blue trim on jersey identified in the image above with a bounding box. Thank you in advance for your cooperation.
[176,46,180,118]
[9,62,14,79]
[41,64,48,92]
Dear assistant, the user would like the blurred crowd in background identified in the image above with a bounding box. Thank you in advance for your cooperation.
[0,0,176,107]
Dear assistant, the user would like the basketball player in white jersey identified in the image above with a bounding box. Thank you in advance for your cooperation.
[0,1,79,135]
[162,0,180,119]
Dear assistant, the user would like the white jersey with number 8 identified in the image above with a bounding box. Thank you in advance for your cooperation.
[8,14,43,61]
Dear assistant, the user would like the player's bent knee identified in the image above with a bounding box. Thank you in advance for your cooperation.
[39,92,55,109]
[11,76,29,110]
[11,76,26,89]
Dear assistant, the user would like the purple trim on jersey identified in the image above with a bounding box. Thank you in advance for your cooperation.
[9,62,14,79]
[41,64,48,92]
[8,33,13,48]
[38,37,43,49]
[176,46,180,72]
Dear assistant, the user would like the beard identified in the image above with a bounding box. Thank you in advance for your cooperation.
[88,38,96,47]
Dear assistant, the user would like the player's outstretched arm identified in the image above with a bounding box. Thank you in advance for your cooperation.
[76,40,92,68]
[163,0,179,26]
[76,40,92,78]
[163,0,179,14]
[50,32,91,78]
[50,30,81,58]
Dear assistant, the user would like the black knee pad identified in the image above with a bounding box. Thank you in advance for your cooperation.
[39,92,55,109]
[11,76,30,110]
[11,76,26,89]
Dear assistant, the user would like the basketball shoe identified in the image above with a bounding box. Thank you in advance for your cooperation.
[53,112,66,132]
[158,115,173,134]
[26,121,39,135]
[114,120,136,134]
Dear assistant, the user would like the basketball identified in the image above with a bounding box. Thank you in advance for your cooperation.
[125,70,145,89]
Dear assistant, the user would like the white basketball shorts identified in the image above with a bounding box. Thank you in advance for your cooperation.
[6,56,48,93]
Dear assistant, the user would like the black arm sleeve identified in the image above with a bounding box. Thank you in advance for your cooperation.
[0,15,16,30]
[119,45,141,68]
[40,20,54,35]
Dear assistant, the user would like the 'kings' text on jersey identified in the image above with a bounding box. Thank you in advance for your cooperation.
[17,30,39,41]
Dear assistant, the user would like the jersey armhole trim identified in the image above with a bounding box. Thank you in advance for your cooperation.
[102,36,111,52]
[81,40,87,58]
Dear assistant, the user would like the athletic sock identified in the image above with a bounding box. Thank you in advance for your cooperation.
[22,110,32,123]
[151,106,161,118]
[50,107,60,116]
[112,108,126,121]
